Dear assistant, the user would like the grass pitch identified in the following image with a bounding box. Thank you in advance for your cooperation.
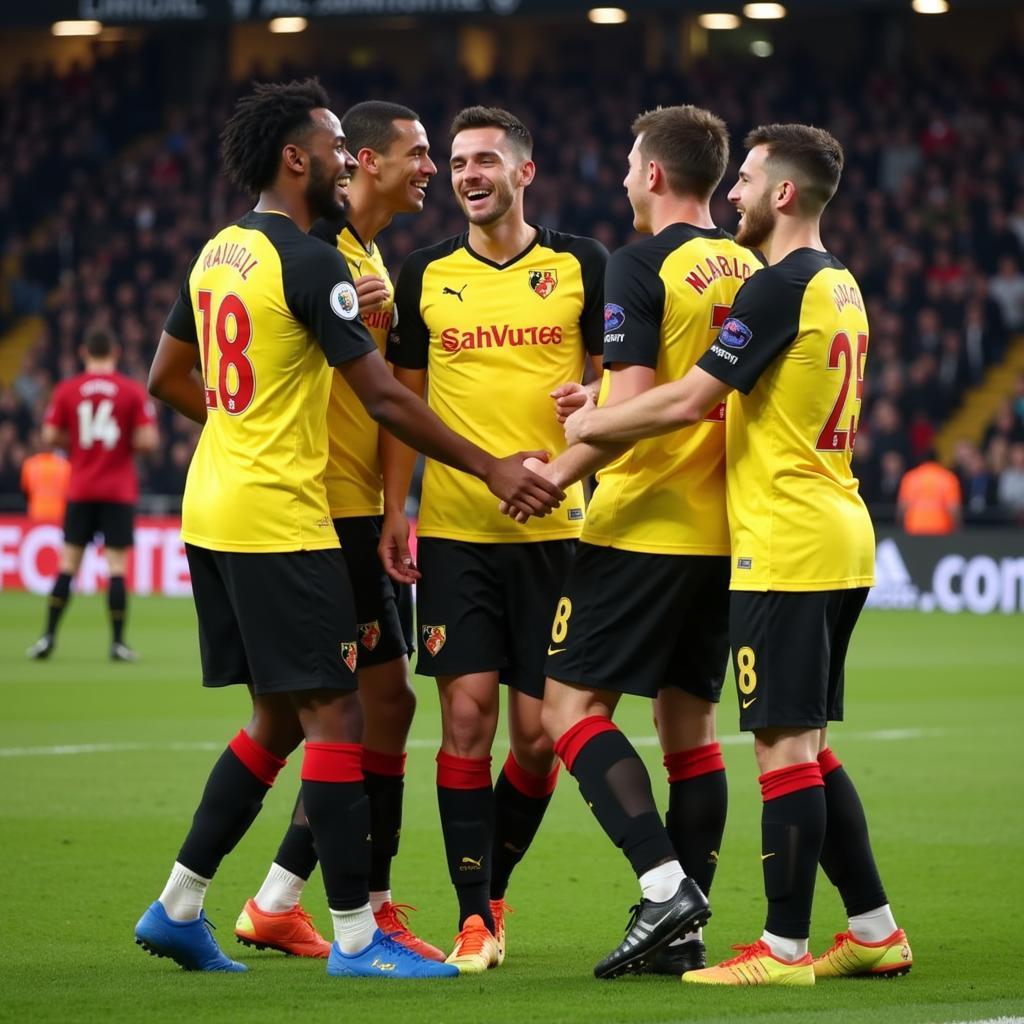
[1,591,1022,1024]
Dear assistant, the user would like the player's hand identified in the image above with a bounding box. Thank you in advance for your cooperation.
[354,274,390,313]
[551,381,590,424]
[378,510,420,584]
[485,451,565,518]
[499,456,555,524]
[564,393,598,446]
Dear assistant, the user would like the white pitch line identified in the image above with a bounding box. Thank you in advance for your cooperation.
[0,727,941,759]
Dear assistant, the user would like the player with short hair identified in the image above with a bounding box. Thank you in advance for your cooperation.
[236,99,445,961]
[564,123,911,986]
[135,79,562,979]
[382,105,607,972]
[506,105,755,978]
[27,327,158,662]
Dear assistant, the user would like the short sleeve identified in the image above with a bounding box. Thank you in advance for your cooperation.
[386,252,431,370]
[282,239,377,367]
[601,244,665,370]
[164,252,200,344]
[133,383,158,428]
[696,266,802,394]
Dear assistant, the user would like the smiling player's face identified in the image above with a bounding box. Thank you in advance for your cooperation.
[449,127,524,226]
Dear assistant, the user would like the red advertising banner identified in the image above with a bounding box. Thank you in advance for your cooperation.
[0,515,192,596]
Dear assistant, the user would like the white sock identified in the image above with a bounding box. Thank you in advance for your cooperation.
[330,903,378,954]
[639,860,686,903]
[253,863,306,914]
[848,904,898,943]
[667,927,702,948]
[761,930,808,961]
[369,890,392,915]
[159,862,210,922]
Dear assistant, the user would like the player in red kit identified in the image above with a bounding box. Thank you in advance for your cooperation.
[27,327,159,661]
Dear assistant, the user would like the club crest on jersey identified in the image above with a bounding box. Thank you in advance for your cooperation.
[719,317,752,349]
[339,641,358,672]
[422,624,446,656]
[604,303,626,332]
[330,281,360,321]
[358,620,381,652]
[529,270,558,298]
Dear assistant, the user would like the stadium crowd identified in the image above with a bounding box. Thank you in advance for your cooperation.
[1,42,1023,523]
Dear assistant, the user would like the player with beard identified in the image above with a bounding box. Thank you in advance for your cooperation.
[502,105,760,980]
[382,106,607,972]
[135,79,563,978]
[235,101,448,963]
[564,124,911,986]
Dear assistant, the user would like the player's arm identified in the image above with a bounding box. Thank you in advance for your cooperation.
[565,364,729,445]
[293,244,565,521]
[41,423,66,448]
[148,332,207,425]
[378,365,426,583]
[41,383,69,448]
[132,422,160,453]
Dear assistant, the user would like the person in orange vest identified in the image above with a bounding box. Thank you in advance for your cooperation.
[896,450,962,535]
[20,435,71,524]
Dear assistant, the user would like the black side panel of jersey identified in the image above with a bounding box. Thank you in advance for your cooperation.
[252,211,377,368]
[164,251,202,345]
[697,248,841,394]
[537,227,610,356]
[386,234,465,369]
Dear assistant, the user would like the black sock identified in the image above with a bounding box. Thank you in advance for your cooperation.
[108,575,127,644]
[665,760,727,898]
[45,573,73,637]
[364,771,404,893]
[555,718,675,879]
[490,756,556,899]
[177,745,274,878]
[272,791,318,881]
[818,750,888,916]
[300,743,370,911]
[759,763,826,940]
[437,752,494,930]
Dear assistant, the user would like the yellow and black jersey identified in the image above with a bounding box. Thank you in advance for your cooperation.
[164,210,376,553]
[585,223,759,556]
[696,248,874,591]
[323,225,394,517]
[387,226,607,543]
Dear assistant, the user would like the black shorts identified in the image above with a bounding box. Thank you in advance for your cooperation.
[415,537,575,698]
[334,516,414,668]
[63,501,134,548]
[185,543,359,695]
[729,587,870,732]
[544,544,730,701]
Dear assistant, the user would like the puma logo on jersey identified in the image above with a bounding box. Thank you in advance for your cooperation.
[443,284,468,301]
[459,855,483,871]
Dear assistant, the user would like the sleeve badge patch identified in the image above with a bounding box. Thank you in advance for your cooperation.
[330,281,360,320]
[604,303,626,331]
[719,317,752,349]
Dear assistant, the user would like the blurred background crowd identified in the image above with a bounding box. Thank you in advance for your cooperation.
[1,3,1023,528]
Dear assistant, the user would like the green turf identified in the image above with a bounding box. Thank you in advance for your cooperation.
[2,591,1022,1023]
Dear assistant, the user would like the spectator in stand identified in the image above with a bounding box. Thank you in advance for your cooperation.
[997,442,1024,522]
[897,452,962,535]
[983,399,1024,450]
[989,255,1024,333]
[956,443,997,521]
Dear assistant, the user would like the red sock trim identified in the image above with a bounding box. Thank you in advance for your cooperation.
[436,751,492,790]
[301,742,363,783]
[228,729,286,787]
[817,747,843,777]
[759,761,824,802]
[502,752,559,799]
[553,715,619,774]
[362,748,407,777]
[663,742,725,783]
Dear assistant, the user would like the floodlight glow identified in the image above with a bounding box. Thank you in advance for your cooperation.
[51,20,103,36]
[269,17,309,33]
[743,3,786,18]
[588,8,628,23]
[698,13,742,29]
